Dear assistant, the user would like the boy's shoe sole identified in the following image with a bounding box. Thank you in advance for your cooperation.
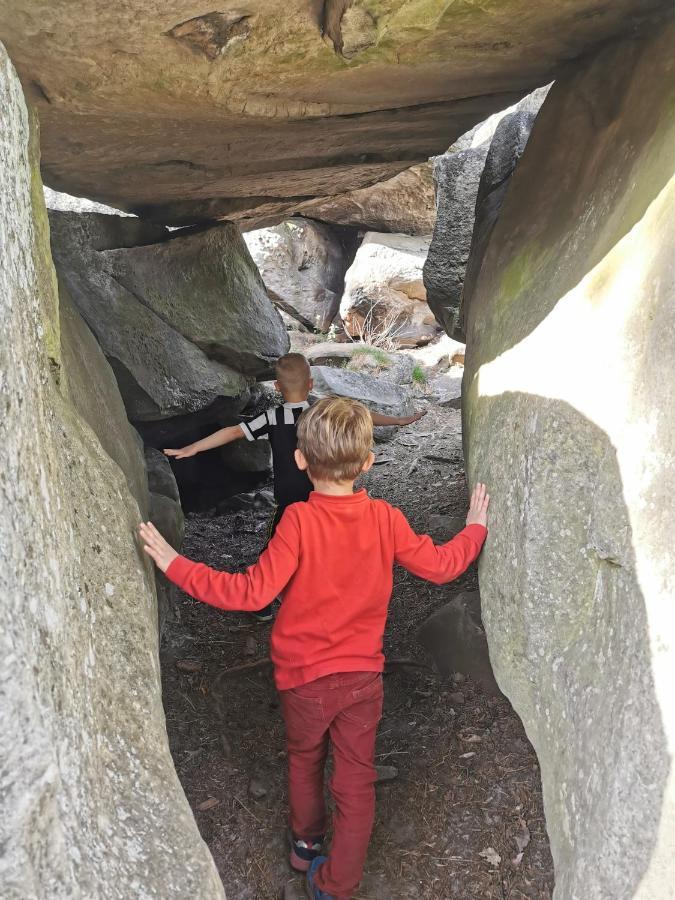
[289,832,324,873]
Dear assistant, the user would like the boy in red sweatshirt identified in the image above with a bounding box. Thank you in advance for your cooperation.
[139,398,489,900]
[163,353,424,623]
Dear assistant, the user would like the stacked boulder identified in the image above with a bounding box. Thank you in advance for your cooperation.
[339,232,439,348]
[423,87,549,338]
[291,162,436,235]
[49,211,288,509]
[244,218,350,332]
[49,213,288,420]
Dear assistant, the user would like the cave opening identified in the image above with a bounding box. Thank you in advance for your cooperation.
[2,6,674,900]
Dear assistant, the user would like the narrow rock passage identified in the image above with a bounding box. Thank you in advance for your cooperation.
[161,404,554,899]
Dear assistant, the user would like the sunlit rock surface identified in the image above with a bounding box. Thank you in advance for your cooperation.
[244,218,349,331]
[0,45,224,900]
[340,231,439,347]
[463,22,675,899]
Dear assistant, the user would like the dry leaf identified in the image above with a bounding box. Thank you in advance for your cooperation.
[176,659,202,673]
[511,851,524,867]
[459,752,476,759]
[197,797,220,811]
[479,847,501,867]
[514,817,531,852]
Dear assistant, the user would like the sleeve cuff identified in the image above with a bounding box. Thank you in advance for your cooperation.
[239,422,255,442]
[165,554,193,588]
[461,523,488,545]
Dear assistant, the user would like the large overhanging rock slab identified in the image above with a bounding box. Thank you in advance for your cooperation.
[292,162,436,235]
[1,1,671,223]
[0,45,223,899]
[463,22,675,899]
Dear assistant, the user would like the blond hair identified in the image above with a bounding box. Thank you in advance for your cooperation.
[297,397,373,482]
[275,353,311,392]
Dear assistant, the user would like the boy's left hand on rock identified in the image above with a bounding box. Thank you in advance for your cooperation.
[138,521,179,573]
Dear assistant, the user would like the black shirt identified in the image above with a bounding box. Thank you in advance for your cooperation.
[240,401,312,508]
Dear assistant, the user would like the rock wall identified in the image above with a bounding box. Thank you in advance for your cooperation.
[455,92,548,340]
[463,23,675,899]
[423,88,547,337]
[0,45,224,899]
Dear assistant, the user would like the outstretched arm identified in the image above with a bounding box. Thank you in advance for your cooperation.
[164,424,245,459]
[138,516,299,612]
[370,410,426,427]
[393,483,489,584]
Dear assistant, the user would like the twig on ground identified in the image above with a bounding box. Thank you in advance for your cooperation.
[215,657,272,677]
[234,795,263,824]
[385,657,434,673]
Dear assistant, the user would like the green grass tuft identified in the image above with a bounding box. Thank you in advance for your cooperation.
[412,364,427,385]
[352,345,391,366]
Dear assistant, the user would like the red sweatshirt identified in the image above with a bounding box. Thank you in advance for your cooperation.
[166,489,487,690]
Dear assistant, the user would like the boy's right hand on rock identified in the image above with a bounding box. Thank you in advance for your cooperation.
[164,446,196,459]
[466,483,489,528]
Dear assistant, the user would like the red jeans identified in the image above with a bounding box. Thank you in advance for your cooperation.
[279,670,384,899]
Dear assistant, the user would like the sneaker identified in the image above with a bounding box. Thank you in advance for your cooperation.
[290,833,324,872]
[252,602,275,623]
[305,856,334,900]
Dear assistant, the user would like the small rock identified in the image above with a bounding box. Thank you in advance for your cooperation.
[452,672,467,684]
[375,764,398,784]
[514,817,531,852]
[248,777,268,800]
[448,691,465,705]
[244,635,258,656]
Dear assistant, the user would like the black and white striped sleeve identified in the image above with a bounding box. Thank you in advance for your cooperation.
[239,408,276,441]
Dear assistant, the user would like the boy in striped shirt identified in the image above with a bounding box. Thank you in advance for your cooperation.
[165,353,424,621]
